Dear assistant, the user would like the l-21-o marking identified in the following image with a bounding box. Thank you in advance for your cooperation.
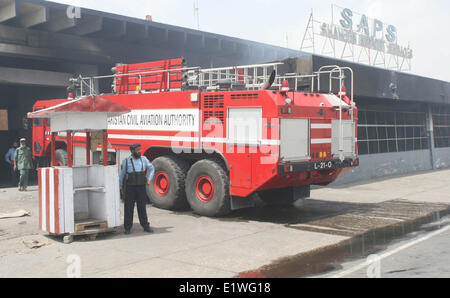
[314,161,333,170]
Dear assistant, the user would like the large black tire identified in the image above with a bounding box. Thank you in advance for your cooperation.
[55,149,68,166]
[258,188,295,206]
[185,159,230,217]
[146,156,190,210]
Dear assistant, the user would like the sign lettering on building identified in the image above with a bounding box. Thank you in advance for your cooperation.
[301,5,413,71]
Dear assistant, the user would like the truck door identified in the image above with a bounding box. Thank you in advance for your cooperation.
[32,107,45,157]
[227,108,263,189]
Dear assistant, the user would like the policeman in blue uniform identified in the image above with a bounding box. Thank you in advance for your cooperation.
[4,141,18,187]
[120,144,155,235]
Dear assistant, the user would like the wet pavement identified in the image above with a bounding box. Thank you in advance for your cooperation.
[235,199,450,278]
[227,199,448,234]
[317,218,450,278]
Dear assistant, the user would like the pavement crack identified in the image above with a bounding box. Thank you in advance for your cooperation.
[158,257,238,274]
[161,228,282,259]
[91,256,237,277]
[386,268,417,274]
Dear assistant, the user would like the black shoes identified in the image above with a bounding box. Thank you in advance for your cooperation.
[144,227,154,233]
[124,227,153,234]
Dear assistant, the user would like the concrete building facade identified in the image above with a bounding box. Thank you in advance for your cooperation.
[0,0,448,186]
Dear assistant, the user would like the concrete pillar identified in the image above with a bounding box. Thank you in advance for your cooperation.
[426,104,436,169]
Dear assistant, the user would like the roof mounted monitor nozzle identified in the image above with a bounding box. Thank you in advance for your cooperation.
[262,70,276,90]
[218,79,232,91]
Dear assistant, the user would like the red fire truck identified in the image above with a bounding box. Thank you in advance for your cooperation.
[31,58,359,216]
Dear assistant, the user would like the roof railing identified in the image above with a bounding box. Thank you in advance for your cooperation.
[71,62,353,102]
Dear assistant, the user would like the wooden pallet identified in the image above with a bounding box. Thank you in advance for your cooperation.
[62,227,119,244]
[75,219,108,232]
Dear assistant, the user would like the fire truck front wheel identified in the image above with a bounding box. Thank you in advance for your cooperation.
[146,156,189,210]
[186,160,231,217]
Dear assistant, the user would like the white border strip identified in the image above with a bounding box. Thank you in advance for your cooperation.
[311,124,332,129]
[49,169,55,234]
[261,139,281,146]
[41,169,47,232]
[201,137,226,143]
[109,134,281,146]
[311,138,332,144]
[57,168,64,234]
[109,134,197,143]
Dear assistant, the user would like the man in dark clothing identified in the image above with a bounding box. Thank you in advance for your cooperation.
[14,138,33,191]
[5,141,18,187]
[119,144,155,235]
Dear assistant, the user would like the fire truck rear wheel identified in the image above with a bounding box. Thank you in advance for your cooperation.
[146,156,189,210]
[55,149,68,167]
[186,160,230,217]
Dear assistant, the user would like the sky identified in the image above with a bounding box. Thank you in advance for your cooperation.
[48,0,450,82]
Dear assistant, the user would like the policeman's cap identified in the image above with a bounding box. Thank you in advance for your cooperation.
[130,144,141,151]
[20,138,26,142]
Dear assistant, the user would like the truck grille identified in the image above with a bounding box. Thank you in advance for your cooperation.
[230,93,259,100]
[203,95,224,108]
[203,95,225,124]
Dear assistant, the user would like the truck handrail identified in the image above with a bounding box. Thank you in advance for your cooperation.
[71,60,354,105]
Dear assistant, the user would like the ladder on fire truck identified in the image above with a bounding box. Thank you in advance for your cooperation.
[73,59,354,161]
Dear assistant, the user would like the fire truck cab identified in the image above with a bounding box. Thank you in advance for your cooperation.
[31,58,359,217]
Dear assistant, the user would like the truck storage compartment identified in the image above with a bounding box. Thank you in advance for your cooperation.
[280,119,310,162]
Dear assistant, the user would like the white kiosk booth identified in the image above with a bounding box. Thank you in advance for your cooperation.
[28,96,131,243]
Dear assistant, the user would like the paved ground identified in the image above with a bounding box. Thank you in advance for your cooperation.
[0,169,449,278]
[318,218,450,278]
